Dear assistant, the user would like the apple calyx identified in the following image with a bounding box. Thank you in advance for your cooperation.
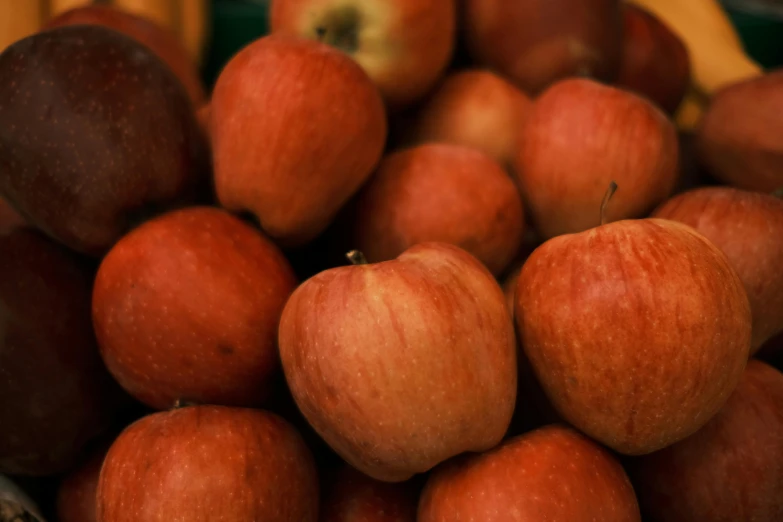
[313,7,360,54]
[346,250,369,265]
[600,181,619,226]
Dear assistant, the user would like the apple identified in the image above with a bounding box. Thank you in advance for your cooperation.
[0,228,125,476]
[513,78,679,239]
[418,424,641,521]
[321,464,418,522]
[57,442,111,522]
[652,187,783,353]
[628,359,783,522]
[278,242,517,482]
[514,217,752,455]
[461,0,623,94]
[96,405,319,522]
[44,5,206,107]
[400,69,533,169]
[0,25,209,256]
[697,70,783,193]
[352,143,525,276]
[92,206,298,411]
[616,4,691,114]
[211,34,386,247]
[270,0,456,110]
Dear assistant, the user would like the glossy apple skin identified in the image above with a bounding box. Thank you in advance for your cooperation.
[697,71,783,193]
[419,424,641,521]
[0,229,124,476]
[93,206,298,411]
[211,34,387,247]
[0,25,209,256]
[278,242,517,482]
[321,465,418,522]
[616,4,690,114]
[44,5,206,107]
[353,144,525,276]
[629,360,783,522]
[57,443,111,522]
[653,187,783,352]
[514,78,679,239]
[96,405,319,522]
[515,218,751,455]
[402,69,532,168]
[270,0,455,110]
[461,0,622,94]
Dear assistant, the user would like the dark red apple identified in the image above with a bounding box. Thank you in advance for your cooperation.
[321,465,418,522]
[418,424,641,521]
[616,4,690,114]
[92,206,298,410]
[461,0,623,94]
[0,228,124,476]
[514,78,679,239]
[653,187,783,352]
[57,442,111,522]
[515,218,751,455]
[629,359,783,522]
[211,34,387,247]
[96,405,319,522]
[278,242,517,482]
[352,143,525,276]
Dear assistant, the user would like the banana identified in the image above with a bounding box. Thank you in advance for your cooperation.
[0,0,45,52]
[179,0,209,65]
[49,0,94,17]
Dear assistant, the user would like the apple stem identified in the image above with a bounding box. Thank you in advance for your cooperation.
[600,181,619,226]
[172,399,196,410]
[346,250,368,265]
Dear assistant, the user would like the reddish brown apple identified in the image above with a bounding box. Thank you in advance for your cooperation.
[92,206,298,410]
[270,0,455,109]
[653,187,783,352]
[461,0,623,94]
[57,443,111,522]
[278,242,518,482]
[0,228,124,476]
[514,78,679,239]
[629,360,783,522]
[401,69,533,168]
[96,405,319,522]
[321,465,418,522]
[616,4,691,114]
[211,34,387,247]
[418,424,641,521]
[515,218,751,455]
[697,70,783,193]
[352,144,525,276]
[45,5,206,107]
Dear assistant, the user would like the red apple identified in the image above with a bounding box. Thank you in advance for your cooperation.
[92,206,297,410]
[461,0,623,94]
[211,34,387,247]
[401,69,533,169]
[629,359,783,522]
[96,405,319,522]
[697,70,783,193]
[653,187,783,353]
[0,228,125,476]
[45,5,206,107]
[321,465,418,522]
[515,218,751,455]
[616,4,691,114]
[278,242,517,482]
[57,442,111,522]
[514,78,679,239]
[270,0,455,110]
[352,144,525,276]
[418,424,641,521]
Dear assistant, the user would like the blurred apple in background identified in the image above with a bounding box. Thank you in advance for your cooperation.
[616,4,691,114]
[628,360,783,522]
[211,34,387,247]
[514,78,679,239]
[352,144,525,276]
[461,0,623,94]
[270,0,456,110]
[653,187,783,353]
[418,424,641,521]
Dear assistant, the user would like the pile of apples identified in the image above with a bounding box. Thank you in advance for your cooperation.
[1,0,782,521]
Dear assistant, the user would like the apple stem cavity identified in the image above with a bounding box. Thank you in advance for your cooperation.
[312,7,360,54]
[600,181,619,226]
[346,250,368,265]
